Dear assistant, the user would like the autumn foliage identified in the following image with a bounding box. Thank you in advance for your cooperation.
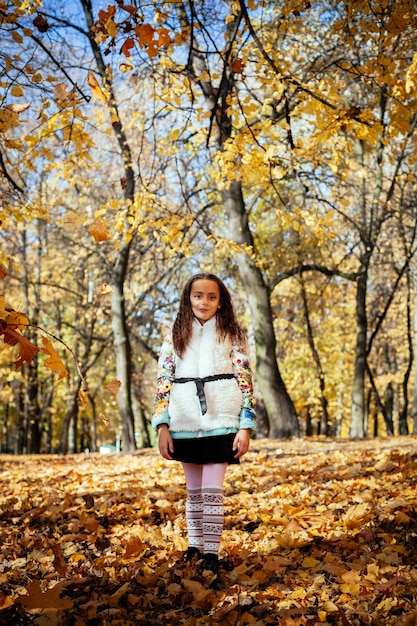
[1,437,416,625]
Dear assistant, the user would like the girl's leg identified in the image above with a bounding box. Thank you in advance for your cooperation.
[201,463,228,556]
[182,463,204,553]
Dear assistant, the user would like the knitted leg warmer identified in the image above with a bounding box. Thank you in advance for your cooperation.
[185,488,204,551]
[202,487,224,555]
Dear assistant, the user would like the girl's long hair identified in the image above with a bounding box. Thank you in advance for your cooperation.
[172,273,246,358]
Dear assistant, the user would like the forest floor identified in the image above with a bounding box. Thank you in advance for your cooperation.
[0,436,417,626]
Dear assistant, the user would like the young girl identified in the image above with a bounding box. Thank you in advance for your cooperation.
[152,273,256,585]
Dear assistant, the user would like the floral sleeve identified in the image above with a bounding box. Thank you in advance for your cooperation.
[151,334,176,430]
[231,344,257,434]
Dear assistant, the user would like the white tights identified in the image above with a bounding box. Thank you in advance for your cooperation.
[182,462,227,556]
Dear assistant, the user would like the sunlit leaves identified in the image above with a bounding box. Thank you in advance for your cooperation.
[93,4,172,59]
[405,52,417,94]
[0,438,416,623]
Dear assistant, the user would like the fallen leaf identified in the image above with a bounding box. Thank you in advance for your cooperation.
[18,580,72,610]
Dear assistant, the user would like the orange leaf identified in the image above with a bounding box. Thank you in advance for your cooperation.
[134,24,170,58]
[1,326,40,369]
[124,537,144,558]
[121,37,135,57]
[120,4,137,16]
[18,579,72,610]
[87,217,111,242]
[52,543,67,577]
[156,27,171,46]
[100,282,113,294]
[0,264,6,279]
[4,309,29,331]
[97,5,117,38]
[231,58,245,74]
[134,23,154,46]
[105,379,121,395]
[80,511,99,532]
[41,336,68,380]
[78,390,88,406]
[99,412,110,425]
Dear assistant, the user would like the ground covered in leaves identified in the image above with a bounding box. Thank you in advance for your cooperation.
[1,437,417,626]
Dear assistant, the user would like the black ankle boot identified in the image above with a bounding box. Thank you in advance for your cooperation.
[204,553,219,573]
[204,553,221,589]
[184,547,202,562]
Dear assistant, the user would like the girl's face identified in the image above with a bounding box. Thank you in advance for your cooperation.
[190,279,221,324]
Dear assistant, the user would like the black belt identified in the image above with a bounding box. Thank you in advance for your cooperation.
[173,374,235,414]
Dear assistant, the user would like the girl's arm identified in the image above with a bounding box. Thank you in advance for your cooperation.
[231,344,257,435]
[151,335,176,430]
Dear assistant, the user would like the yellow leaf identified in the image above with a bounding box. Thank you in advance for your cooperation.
[87,70,108,103]
[119,62,134,73]
[377,597,394,610]
[340,583,360,595]
[342,503,372,529]
[341,569,360,584]
[100,283,113,294]
[302,556,318,568]
[405,52,417,94]
[63,211,86,227]
[11,85,24,97]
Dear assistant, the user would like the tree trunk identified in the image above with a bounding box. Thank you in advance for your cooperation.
[59,381,82,455]
[111,259,135,451]
[81,0,137,452]
[176,4,299,438]
[350,269,368,437]
[132,391,151,448]
[21,224,43,453]
[384,383,395,436]
[224,180,300,438]
[398,266,413,435]
[413,258,417,434]
[300,274,330,435]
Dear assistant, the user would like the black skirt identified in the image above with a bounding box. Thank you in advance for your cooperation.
[171,433,239,465]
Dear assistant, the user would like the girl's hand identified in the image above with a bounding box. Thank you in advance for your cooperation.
[158,425,174,460]
[233,429,250,459]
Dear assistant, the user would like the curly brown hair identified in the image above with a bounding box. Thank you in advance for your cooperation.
[172,273,246,358]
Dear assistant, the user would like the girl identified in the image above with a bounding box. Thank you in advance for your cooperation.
[152,273,256,585]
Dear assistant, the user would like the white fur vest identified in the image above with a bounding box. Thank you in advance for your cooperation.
[168,316,242,433]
